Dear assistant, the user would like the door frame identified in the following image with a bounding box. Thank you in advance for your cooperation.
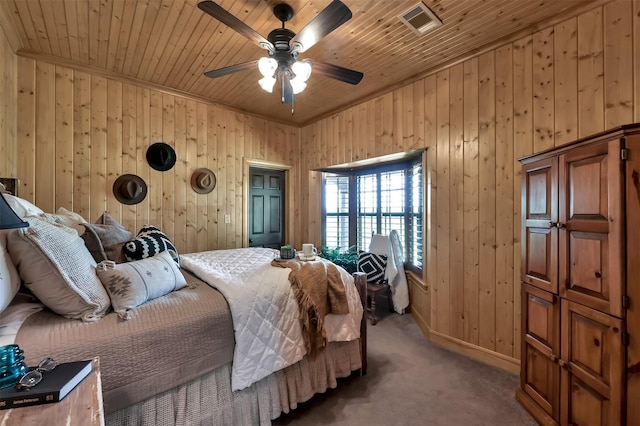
[243,158,293,248]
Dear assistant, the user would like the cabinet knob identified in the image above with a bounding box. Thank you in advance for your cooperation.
[557,222,566,229]
[558,359,567,369]
[549,221,557,228]
[550,354,558,362]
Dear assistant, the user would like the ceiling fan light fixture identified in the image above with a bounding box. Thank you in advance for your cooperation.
[258,57,278,77]
[291,60,312,82]
[290,80,307,94]
[290,60,312,94]
[259,76,277,93]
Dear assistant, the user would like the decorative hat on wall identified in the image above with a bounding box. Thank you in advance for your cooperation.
[113,174,147,205]
[190,168,216,194]
[146,142,176,171]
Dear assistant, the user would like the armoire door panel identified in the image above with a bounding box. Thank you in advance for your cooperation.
[560,299,623,426]
[559,141,623,317]
[563,376,610,426]
[524,345,559,419]
[523,284,560,351]
[521,284,560,420]
[522,158,558,293]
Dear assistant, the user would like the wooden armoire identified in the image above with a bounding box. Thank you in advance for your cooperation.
[516,124,640,425]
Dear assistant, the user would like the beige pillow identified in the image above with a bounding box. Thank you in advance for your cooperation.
[0,236,20,314]
[7,216,111,322]
[41,207,88,235]
[81,213,132,263]
[96,251,187,320]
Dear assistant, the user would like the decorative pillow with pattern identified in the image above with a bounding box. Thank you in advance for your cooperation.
[122,225,179,266]
[357,251,388,283]
[96,251,187,320]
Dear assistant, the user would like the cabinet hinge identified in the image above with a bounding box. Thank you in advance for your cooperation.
[621,148,629,161]
[623,295,630,309]
[622,332,630,346]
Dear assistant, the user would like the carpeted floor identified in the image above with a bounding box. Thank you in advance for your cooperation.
[273,310,537,426]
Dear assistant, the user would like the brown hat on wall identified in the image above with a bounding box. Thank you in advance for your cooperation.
[146,142,176,171]
[190,168,216,194]
[113,174,148,205]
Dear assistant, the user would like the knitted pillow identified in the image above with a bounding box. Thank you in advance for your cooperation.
[122,225,179,266]
[6,217,111,321]
[357,252,388,283]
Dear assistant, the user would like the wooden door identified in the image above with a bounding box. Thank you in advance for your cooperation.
[248,168,285,248]
[522,157,559,294]
[560,299,624,426]
[521,284,561,421]
[558,141,624,317]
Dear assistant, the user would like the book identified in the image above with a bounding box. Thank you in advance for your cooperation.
[0,360,92,409]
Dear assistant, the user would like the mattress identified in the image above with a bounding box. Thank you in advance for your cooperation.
[14,270,235,414]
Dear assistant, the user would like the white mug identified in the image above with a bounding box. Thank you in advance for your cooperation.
[302,243,317,258]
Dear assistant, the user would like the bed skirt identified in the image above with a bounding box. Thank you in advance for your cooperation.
[105,339,362,426]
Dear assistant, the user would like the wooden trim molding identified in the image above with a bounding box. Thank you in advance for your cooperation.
[242,158,293,248]
[411,307,520,374]
[14,49,297,128]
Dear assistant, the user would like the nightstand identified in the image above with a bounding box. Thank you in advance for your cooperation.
[0,357,104,425]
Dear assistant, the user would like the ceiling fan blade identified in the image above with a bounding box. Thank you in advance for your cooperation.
[290,1,352,53]
[311,61,363,85]
[204,61,257,79]
[198,1,273,50]
[281,75,294,104]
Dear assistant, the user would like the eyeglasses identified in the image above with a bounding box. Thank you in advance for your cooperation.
[15,357,57,391]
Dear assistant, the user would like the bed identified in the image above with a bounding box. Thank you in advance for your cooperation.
[0,194,367,425]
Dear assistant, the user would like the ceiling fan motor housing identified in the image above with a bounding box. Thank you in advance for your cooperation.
[268,27,298,72]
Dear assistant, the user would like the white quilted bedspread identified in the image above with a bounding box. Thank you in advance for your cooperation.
[180,247,362,391]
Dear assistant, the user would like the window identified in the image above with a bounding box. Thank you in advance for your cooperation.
[322,153,423,271]
[324,175,350,250]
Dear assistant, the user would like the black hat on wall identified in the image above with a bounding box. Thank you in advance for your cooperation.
[146,142,176,171]
[113,174,147,205]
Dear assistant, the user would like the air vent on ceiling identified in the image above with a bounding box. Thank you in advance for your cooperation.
[398,2,442,36]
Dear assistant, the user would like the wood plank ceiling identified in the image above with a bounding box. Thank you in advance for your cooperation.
[0,0,606,125]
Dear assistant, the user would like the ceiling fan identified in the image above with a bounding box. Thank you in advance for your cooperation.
[197,0,364,105]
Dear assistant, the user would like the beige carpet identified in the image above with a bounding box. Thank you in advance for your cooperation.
[273,310,536,426]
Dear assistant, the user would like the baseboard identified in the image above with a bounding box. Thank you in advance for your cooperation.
[411,317,520,374]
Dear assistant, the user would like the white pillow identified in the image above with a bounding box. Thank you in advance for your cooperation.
[7,216,111,321]
[2,194,44,218]
[0,235,20,313]
[96,251,187,320]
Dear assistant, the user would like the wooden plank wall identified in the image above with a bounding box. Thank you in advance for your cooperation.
[0,25,16,178]
[299,1,636,365]
[12,57,299,254]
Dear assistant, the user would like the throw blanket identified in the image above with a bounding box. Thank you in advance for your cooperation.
[180,248,363,391]
[271,259,349,356]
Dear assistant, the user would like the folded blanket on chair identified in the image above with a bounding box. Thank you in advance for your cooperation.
[272,259,349,356]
